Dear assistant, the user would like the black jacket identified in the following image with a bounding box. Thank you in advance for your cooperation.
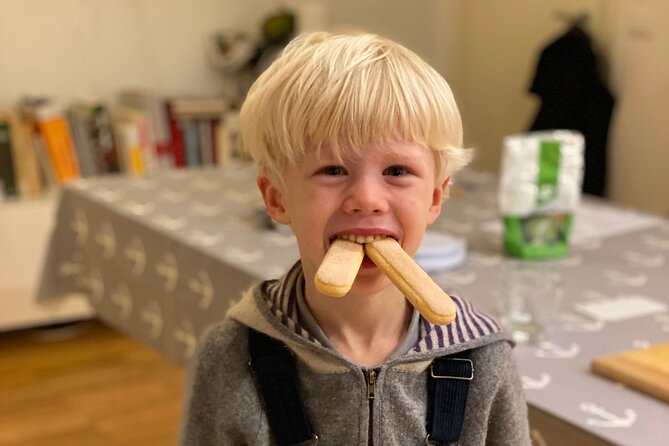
[529,25,614,197]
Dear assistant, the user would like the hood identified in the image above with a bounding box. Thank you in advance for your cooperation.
[227,261,509,373]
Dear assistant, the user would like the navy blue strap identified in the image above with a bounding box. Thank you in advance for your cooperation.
[249,328,471,445]
[248,329,317,446]
[426,353,474,445]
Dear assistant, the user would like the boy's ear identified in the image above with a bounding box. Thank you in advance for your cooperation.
[257,169,291,225]
[427,176,450,225]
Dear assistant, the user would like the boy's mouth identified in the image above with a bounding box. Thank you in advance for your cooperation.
[329,229,399,245]
[332,234,392,244]
[329,234,398,269]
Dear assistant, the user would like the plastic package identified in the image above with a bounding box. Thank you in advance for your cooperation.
[498,130,584,258]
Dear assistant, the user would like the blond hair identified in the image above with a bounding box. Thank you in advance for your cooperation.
[239,32,471,183]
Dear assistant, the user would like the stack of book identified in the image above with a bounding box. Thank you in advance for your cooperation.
[0,92,242,199]
[167,95,231,169]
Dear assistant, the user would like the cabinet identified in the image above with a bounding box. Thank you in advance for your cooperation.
[0,194,94,331]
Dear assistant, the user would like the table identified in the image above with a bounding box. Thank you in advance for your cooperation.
[38,163,669,445]
[431,170,669,445]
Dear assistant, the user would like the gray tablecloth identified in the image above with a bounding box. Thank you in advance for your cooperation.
[38,163,669,445]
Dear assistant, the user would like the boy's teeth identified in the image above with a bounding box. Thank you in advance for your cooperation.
[337,234,387,244]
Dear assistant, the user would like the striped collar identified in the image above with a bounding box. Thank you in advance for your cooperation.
[260,261,501,354]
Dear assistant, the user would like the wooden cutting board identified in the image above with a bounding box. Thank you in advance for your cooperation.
[591,343,669,404]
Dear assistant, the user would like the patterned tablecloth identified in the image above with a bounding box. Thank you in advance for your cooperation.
[38,163,669,445]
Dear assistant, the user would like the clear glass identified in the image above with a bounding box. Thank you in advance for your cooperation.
[498,260,564,344]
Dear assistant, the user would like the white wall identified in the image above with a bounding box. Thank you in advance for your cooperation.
[0,0,309,107]
[607,0,669,215]
[441,0,607,172]
[0,0,442,114]
[435,0,668,215]
[318,0,440,67]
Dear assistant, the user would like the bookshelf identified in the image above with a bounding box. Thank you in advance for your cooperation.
[0,195,94,331]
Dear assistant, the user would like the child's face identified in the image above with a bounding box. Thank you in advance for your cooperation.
[258,141,448,296]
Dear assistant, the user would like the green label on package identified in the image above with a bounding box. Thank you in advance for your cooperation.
[536,140,561,206]
[503,213,573,258]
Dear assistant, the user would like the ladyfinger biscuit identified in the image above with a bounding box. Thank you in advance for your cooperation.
[315,239,365,297]
[365,238,456,325]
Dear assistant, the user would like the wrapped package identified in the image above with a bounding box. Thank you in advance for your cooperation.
[498,130,584,258]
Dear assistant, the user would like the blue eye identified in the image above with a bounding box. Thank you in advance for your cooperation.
[320,166,347,176]
[383,165,408,176]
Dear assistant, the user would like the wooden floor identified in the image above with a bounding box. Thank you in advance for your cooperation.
[0,320,185,446]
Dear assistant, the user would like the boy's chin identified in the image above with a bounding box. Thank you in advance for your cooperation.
[349,267,393,294]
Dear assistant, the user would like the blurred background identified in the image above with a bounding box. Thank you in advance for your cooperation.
[1,0,667,213]
[1,1,668,445]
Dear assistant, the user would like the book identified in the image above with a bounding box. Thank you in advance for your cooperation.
[198,120,214,166]
[0,117,18,197]
[166,102,186,168]
[34,104,80,183]
[210,118,220,165]
[113,110,146,175]
[32,133,57,189]
[216,110,243,165]
[67,108,97,177]
[215,118,231,167]
[181,120,200,167]
[70,99,120,174]
[114,101,157,174]
[7,113,44,197]
[591,343,669,403]
[119,90,173,168]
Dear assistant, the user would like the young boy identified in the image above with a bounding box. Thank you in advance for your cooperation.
[180,32,530,445]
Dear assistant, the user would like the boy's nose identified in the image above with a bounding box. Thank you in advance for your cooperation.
[341,176,389,215]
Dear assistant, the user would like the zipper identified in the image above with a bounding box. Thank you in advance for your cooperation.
[365,369,379,446]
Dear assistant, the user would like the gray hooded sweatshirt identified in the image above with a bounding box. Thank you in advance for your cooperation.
[180,262,531,445]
